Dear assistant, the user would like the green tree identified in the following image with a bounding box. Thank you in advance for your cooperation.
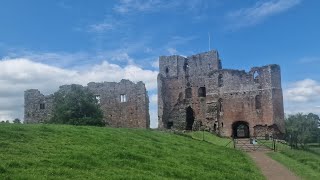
[13,118,21,124]
[50,85,104,126]
[285,113,320,148]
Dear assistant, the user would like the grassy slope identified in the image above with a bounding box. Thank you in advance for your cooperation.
[0,124,264,180]
[267,145,320,180]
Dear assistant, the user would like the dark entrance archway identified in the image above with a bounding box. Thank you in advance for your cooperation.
[186,106,194,130]
[232,121,250,138]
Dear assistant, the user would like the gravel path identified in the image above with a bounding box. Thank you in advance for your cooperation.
[248,151,300,180]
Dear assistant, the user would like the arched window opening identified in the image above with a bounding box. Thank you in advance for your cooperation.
[255,95,261,110]
[218,74,223,87]
[165,67,169,74]
[198,87,206,97]
[185,88,192,98]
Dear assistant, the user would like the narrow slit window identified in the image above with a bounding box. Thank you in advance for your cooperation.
[218,74,223,87]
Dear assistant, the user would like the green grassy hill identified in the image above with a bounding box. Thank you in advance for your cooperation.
[0,124,263,179]
[268,143,320,180]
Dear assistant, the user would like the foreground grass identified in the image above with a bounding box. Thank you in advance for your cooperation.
[189,131,234,148]
[0,124,263,179]
[268,145,320,180]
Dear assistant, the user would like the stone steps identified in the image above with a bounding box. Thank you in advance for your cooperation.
[234,138,273,152]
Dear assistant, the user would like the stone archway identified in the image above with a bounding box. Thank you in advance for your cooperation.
[186,106,194,130]
[232,121,250,138]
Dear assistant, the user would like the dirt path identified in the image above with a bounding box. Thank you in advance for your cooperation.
[248,151,300,180]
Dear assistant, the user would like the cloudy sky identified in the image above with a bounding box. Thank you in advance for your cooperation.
[0,0,319,127]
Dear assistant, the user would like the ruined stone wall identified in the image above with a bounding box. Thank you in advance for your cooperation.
[158,50,285,137]
[87,79,150,128]
[158,50,222,130]
[24,89,54,123]
[24,79,150,128]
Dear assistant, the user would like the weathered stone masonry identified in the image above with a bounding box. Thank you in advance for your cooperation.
[25,79,150,128]
[158,50,285,137]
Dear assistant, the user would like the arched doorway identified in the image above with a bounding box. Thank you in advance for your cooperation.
[186,106,194,130]
[232,121,250,138]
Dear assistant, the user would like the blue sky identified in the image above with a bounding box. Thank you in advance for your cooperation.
[0,0,319,127]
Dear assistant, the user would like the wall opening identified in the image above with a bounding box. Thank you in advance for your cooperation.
[255,95,261,110]
[253,71,259,83]
[185,88,192,98]
[186,106,195,130]
[167,122,173,129]
[198,87,206,97]
[183,61,189,71]
[120,94,127,103]
[165,67,169,74]
[232,121,250,138]
[218,74,223,87]
[40,103,45,110]
[95,95,101,104]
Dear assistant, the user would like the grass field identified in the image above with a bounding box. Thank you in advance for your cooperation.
[268,143,320,180]
[189,131,234,148]
[0,124,264,179]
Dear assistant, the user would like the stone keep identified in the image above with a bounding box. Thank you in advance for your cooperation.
[157,50,285,137]
[24,79,150,128]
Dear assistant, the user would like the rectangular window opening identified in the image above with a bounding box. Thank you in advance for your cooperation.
[120,94,127,102]
[40,103,45,110]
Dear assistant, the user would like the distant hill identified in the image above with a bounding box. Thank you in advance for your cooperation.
[0,124,263,179]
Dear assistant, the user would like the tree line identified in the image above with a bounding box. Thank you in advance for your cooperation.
[285,113,320,148]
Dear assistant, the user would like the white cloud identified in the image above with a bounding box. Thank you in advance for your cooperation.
[113,0,206,14]
[167,48,178,55]
[226,0,301,29]
[88,22,114,33]
[151,59,159,69]
[150,94,158,105]
[284,79,320,102]
[284,79,320,116]
[0,58,158,122]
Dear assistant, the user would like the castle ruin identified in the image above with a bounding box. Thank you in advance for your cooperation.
[157,50,285,137]
[24,79,150,128]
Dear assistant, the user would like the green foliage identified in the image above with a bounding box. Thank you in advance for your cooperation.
[0,124,264,179]
[50,85,104,126]
[13,118,21,124]
[285,113,320,148]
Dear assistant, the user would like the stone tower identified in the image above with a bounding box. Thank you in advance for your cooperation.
[158,50,285,137]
